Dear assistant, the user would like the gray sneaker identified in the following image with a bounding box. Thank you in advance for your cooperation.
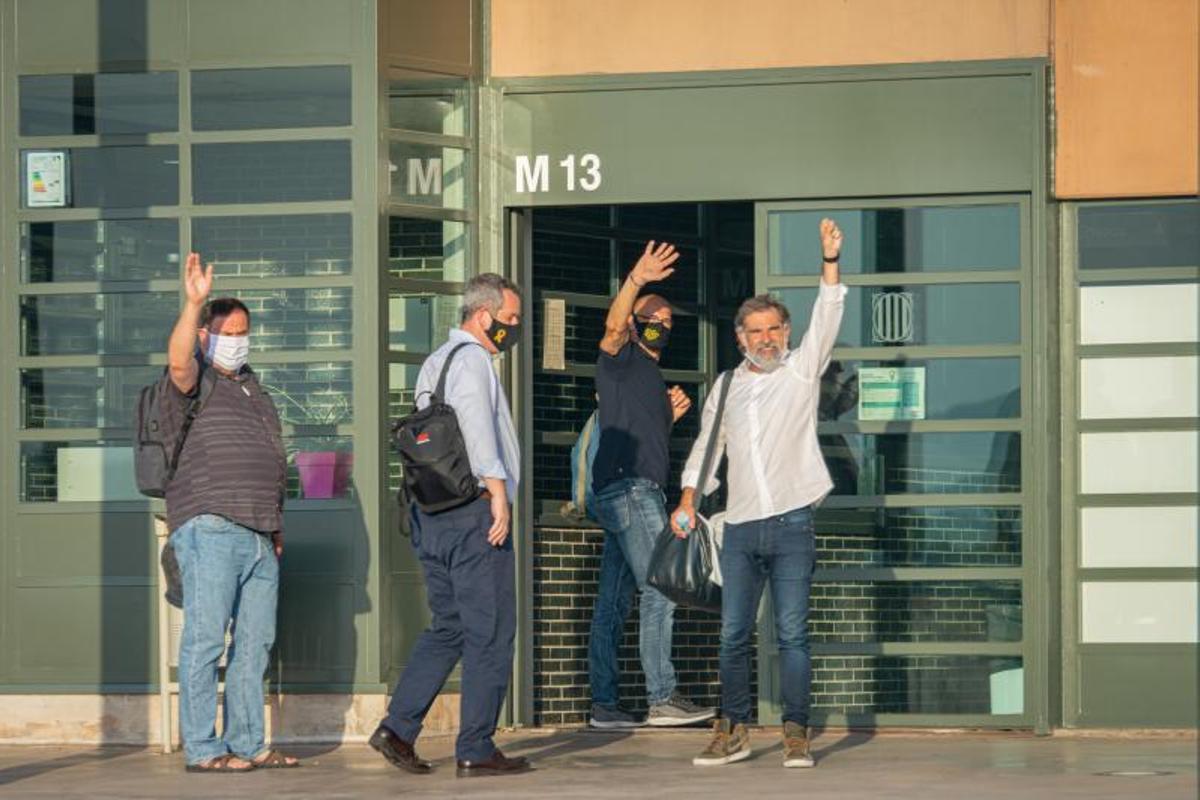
[588,703,645,729]
[782,721,815,768]
[692,718,751,766]
[647,693,716,727]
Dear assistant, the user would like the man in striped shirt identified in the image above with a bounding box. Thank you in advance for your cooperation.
[164,252,297,773]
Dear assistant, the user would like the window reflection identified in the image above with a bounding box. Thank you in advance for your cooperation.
[825,432,1020,495]
[21,441,140,502]
[194,214,352,278]
[22,219,178,283]
[389,292,463,352]
[388,217,467,281]
[810,581,1022,643]
[1078,201,1200,269]
[21,293,177,356]
[388,70,467,135]
[816,506,1022,567]
[388,142,468,209]
[192,66,351,131]
[22,366,161,429]
[23,146,179,209]
[20,72,178,135]
[769,204,1021,274]
[778,283,1020,348]
[237,288,353,351]
[254,362,354,427]
[819,359,1021,421]
[193,141,351,204]
[811,655,1023,714]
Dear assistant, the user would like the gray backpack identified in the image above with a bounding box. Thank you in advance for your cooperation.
[134,362,217,498]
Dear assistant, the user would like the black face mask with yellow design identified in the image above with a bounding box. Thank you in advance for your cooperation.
[486,316,522,352]
[634,319,670,351]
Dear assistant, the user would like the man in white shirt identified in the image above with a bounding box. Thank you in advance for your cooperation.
[671,219,846,769]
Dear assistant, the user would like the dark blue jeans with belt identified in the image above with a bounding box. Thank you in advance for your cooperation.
[719,505,817,727]
[384,495,515,762]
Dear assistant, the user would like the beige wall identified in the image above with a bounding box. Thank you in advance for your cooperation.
[490,0,1049,76]
[1054,0,1199,198]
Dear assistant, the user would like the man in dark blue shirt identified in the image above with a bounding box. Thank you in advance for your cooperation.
[587,241,715,729]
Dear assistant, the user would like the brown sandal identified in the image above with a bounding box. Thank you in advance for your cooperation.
[251,749,300,769]
[185,753,254,773]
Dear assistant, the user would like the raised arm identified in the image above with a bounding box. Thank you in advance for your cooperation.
[168,252,212,394]
[792,218,848,381]
[599,240,679,356]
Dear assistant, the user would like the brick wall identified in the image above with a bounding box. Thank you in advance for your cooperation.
[532,526,732,725]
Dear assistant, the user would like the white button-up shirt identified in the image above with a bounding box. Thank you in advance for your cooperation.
[681,282,847,524]
[416,328,521,498]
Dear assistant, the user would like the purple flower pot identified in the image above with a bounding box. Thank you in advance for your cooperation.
[294,451,353,499]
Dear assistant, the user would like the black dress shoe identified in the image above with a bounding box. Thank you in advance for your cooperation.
[369,724,432,774]
[455,749,532,778]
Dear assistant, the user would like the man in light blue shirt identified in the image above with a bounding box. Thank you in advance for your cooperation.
[371,273,530,779]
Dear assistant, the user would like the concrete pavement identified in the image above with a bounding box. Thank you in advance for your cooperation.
[0,727,1195,798]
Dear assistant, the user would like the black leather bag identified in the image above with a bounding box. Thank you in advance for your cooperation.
[647,370,734,613]
[646,515,722,613]
[392,343,482,514]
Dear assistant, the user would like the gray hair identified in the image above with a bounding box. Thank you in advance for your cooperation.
[734,293,790,331]
[461,273,521,323]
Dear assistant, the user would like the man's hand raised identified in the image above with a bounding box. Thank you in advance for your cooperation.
[184,252,213,308]
[819,218,843,261]
[628,240,680,287]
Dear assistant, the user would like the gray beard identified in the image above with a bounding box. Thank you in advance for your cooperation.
[745,348,786,372]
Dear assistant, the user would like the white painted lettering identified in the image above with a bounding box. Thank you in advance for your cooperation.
[516,154,549,193]
[407,158,442,195]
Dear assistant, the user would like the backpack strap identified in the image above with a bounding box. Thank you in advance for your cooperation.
[431,341,482,403]
[573,410,598,505]
[695,369,734,506]
[167,359,216,482]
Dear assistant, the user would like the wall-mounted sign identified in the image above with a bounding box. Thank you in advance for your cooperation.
[24,150,68,208]
[871,291,914,344]
[542,297,566,370]
[858,366,925,421]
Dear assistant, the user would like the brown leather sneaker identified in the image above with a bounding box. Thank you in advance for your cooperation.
[692,718,751,766]
[369,724,433,774]
[455,749,532,778]
[782,720,815,768]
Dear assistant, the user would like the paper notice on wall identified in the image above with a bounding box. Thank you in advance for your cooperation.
[542,298,566,370]
[858,366,926,421]
[25,150,68,208]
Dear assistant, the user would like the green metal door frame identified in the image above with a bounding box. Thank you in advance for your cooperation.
[753,192,1052,729]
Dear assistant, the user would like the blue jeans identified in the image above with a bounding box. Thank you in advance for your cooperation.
[385,496,516,762]
[171,514,279,765]
[588,478,677,706]
[719,506,816,727]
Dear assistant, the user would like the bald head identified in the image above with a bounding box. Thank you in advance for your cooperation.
[632,293,672,323]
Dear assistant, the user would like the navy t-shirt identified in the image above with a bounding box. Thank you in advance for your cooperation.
[592,342,672,493]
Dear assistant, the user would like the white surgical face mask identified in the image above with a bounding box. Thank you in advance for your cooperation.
[205,333,250,372]
[744,349,786,373]
[739,334,788,373]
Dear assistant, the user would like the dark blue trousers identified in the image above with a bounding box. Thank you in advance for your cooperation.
[384,496,516,762]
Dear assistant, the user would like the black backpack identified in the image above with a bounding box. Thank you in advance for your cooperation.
[391,342,483,514]
[134,363,216,498]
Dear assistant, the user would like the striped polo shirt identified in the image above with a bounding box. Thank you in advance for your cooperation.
[164,365,287,533]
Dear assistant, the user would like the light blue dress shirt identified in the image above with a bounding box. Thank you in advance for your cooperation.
[415,328,521,499]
